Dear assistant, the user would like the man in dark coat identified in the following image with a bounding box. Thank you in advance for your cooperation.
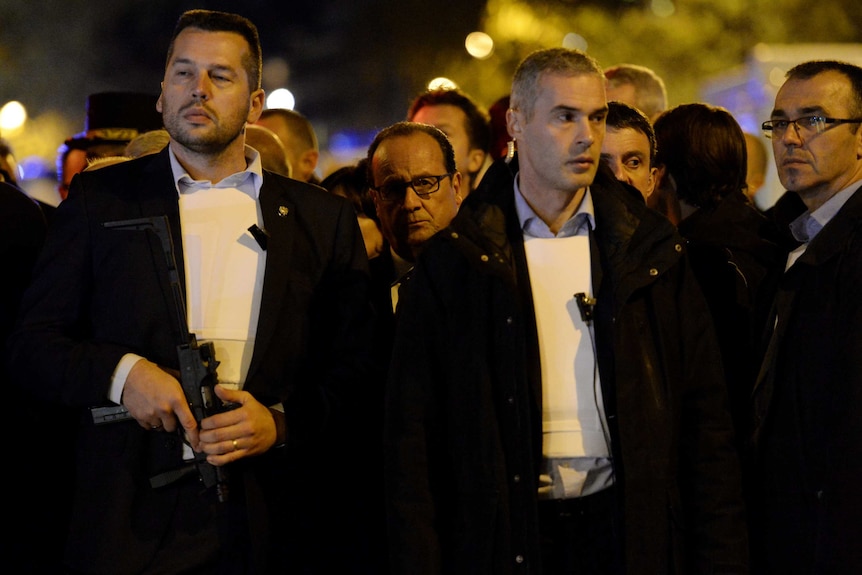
[652,103,785,455]
[7,10,373,574]
[384,47,748,575]
[750,59,862,574]
[0,181,73,571]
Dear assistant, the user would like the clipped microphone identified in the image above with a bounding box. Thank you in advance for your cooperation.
[248,224,270,250]
[573,292,596,323]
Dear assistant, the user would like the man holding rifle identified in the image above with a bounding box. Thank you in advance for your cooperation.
[7,9,374,574]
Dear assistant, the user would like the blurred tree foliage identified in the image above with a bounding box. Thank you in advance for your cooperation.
[426,0,862,110]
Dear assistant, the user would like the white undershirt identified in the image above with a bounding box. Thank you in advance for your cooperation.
[514,178,613,498]
[108,146,264,402]
[525,235,607,460]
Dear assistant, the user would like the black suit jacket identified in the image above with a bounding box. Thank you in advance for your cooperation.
[750,185,862,573]
[8,149,375,574]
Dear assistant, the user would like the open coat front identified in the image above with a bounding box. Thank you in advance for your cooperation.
[385,159,749,575]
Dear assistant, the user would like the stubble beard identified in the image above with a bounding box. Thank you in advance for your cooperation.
[163,103,245,155]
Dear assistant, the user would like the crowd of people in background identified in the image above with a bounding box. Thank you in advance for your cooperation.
[2,7,861,575]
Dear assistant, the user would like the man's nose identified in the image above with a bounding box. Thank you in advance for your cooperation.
[609,160,629,184]
[780,121,804,146]
[401,187,423,210]
[191,75,211,101]
[576,118,596,147]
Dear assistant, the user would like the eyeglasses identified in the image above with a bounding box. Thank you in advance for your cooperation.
[370,173,454,203]
[761,115,862,139]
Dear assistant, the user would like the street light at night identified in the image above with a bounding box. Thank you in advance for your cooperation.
[465,31,494,60]
[0,101,27,134]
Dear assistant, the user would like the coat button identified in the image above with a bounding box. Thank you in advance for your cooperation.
[515,555,524,564]
[513,474,521,483]
[481,254,489,262]
[506,316,513,325]
[450,232,459,239]
[674,243,682,252]
[649,267,658,276]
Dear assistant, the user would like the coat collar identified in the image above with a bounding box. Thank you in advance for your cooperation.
[463,156,683,305]
[795,183,862,268]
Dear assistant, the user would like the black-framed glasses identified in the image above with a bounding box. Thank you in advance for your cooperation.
[761,115,862,139]
[370,173,454,203]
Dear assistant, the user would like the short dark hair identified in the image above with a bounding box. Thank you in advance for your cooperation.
[366,122,457,186]
[511,48,604,121]
[785,60,862,119]
[407,88,491,154]
[654,103,747,210]
[606,101,656,164]
[166,10,262,91]
[320,159,377,224]
[259,108,319,151]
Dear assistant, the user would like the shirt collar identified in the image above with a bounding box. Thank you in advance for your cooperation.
[513,172,595,238]
[789,180,861,243]
[169,144,264,200]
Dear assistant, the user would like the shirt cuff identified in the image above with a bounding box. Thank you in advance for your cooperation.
[108,353,146,404]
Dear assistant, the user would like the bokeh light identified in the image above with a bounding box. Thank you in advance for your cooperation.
[266,88,295,110]
[562,33,588,51]
[0,101,28,133]
[427,77,458,91]
[465,31,495,60]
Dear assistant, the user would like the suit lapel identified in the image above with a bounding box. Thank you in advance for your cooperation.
[245,179,297,384]
[141,152,188,346]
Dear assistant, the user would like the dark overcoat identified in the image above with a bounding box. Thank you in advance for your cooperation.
[385,159,749,574]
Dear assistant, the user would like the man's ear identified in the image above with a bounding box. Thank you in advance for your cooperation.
[300,149,319,173]
[466,148,486,174]
[645,166,658,199]
[506,107,522,139]
[247,88,266,123]
[451,171,464,205]
[156,84,164,113]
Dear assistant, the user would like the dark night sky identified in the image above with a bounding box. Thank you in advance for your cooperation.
[1,0,487,147]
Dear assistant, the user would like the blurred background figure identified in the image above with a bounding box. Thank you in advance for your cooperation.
[601,101,657,201]
[2,178,73,573]
[1,136,57,222]
[407,87,491,195]
[743,132,769,205]
[245,124,292,178]
[255,107,320,183]
[487,94,512,161]
[604,63,668,123]
[653,102,783,454]
[0,136,22,186]
[56,91,162,201]
[124,128,170,159]
[321,159,384,261]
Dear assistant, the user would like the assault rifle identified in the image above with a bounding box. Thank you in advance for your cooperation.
[89,215,231,502]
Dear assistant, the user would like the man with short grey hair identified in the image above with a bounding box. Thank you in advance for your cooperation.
[384,47,747,575]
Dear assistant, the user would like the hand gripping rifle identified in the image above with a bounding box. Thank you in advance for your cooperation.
[89,215,232,502]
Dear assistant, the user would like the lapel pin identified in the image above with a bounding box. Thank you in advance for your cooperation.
[277,205,289,217]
